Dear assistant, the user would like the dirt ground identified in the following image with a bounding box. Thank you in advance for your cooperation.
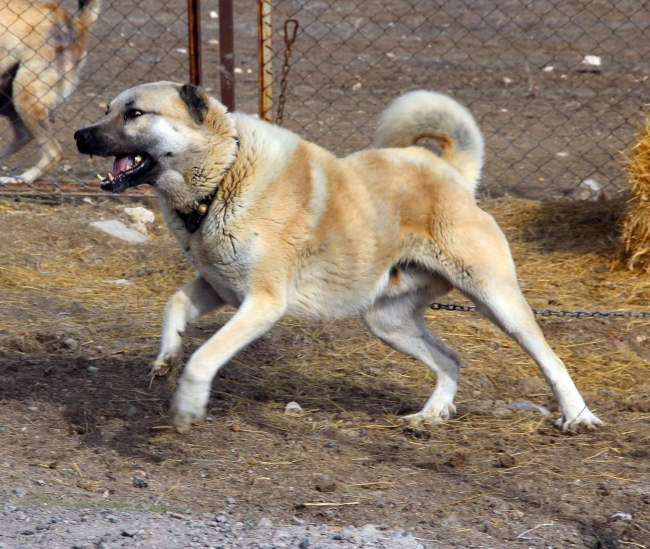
[0,195,648,548]
[2,0,650,199]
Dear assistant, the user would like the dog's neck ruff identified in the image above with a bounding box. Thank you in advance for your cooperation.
[176,137,239,233]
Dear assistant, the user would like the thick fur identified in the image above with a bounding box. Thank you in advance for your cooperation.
[0,0,100,184]
[374,90,484,193]
[74,82,603,434]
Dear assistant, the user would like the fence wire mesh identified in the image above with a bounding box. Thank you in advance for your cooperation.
[270,0,650,199]
[0,0,191,193]
[3,0,650,199]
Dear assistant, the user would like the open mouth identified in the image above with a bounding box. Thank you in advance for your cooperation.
[98,153,152,193]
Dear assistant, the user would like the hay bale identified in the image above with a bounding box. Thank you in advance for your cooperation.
[622,122,650,272]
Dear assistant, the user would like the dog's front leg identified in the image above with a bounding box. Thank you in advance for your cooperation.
[152,275,224,381]
[170,290,286,433]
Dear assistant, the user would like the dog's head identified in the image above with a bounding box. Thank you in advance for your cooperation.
[74,81,238,206]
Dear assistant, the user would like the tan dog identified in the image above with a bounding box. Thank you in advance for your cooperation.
[74,82,602,434]
[0,0,100,184]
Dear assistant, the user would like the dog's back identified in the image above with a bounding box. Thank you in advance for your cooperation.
[373,90,484,194]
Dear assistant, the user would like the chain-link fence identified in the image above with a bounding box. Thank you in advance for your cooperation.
[3,0,649,199]
[269,0,650,200]
[0,0,193,193]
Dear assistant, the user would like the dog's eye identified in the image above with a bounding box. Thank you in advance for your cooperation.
[125,109,143,120]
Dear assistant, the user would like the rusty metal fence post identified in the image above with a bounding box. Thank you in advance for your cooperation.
[218,0,235,112]
[258,0,273,122]
[187,0,202,86]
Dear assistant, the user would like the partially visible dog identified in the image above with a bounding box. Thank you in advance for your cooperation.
[74,82,603,434]
[0,0,100,184]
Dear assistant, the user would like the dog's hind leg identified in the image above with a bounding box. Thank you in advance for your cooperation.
[437,207,602,431]
[0,108,31,164]
[462,279,602,431]
[0,67,32,165]
[152,275,224,382]
[1,68,62,184]
[362,289,462,427]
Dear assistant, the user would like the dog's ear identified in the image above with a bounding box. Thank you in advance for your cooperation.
[179,84,209,125]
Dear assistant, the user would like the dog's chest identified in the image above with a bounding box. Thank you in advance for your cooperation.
[163,207,253,304]
[189,238,252,296]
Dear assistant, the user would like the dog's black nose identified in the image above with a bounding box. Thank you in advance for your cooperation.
[74,128,92,143]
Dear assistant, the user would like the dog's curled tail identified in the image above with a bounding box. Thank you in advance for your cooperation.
[373,90,484,193]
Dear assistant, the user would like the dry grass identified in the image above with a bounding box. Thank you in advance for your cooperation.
[0,197,648,545]
[1,195,648,406]
[622,121,650,272]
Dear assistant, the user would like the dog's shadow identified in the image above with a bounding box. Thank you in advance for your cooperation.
[0,322,429,461]
[515,197,625,255]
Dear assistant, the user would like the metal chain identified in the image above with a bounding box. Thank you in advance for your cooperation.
[276,18,299,126]
[430,302,650,319]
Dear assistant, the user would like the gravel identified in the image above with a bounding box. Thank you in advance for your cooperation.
[0,503,428,548]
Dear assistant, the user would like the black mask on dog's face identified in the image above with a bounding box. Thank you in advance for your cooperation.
[74,82,238,210]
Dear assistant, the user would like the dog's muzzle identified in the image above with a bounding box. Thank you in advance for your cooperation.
[74,127,99,155]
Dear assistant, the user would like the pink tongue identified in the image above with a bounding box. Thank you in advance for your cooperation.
[112,155,134,176]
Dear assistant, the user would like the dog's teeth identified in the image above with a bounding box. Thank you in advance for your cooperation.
[135,155,142,164]
[97,174,103,181]
[108,173,114,181]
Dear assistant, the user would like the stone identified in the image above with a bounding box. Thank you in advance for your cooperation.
[498,454,517,468]
[256,517,273,528]
[505,400,550,416]
[577,54,602,73]
[284,402,304,417]
[124,206,155,235]
[13,487,26,497]
[362,524,377,535]
[64,338,79,350]
[574,178,605,201]
[132,477,148,488]
[447,452,469,468]
[512,377,547,396]
[90,220,149,243]
[315,480,337,493]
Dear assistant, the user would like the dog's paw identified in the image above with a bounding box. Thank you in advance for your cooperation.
[399,402,457,428]
[169,379,210,434]
[556,408,603,432]
[150,348,183,382]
